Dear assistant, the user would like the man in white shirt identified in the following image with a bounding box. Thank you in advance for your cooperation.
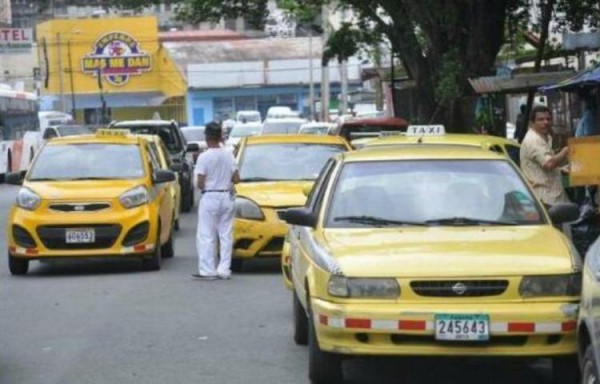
[520,105,569,206]
[193,121,240,280]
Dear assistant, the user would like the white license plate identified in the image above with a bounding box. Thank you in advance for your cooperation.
[435,314,489,341]
[65,228,95,244]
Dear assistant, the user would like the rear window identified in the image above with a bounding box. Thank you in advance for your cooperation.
[113,124,183,153]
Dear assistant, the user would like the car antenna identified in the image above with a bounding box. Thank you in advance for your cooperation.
[417,134,424,144]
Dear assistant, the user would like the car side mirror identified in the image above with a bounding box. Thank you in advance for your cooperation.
[302,183,313,197]
[170,163,184,172]
[281,207,316,228]
[186,142,200,152]
[5,172,24,185]
[548,203,580,224]
[153,169,176,184]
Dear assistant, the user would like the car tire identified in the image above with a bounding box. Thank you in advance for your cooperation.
[142,228,162,271]
[8,253,29,275]
[181,184,193,213]
[308,307,343,384]
[162,227,175,259]
[582,345,598,384]
[231,258,244,272]
[293,291,308,345]
[552,355,579,384]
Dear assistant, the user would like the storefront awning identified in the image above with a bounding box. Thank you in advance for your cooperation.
[73,91,168,109]
[469,71,575,94]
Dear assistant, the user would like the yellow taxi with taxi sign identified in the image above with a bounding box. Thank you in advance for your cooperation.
[361,124,521,164]
[6,128,177,274]
[232,134,351,271]
[281,145,581,383]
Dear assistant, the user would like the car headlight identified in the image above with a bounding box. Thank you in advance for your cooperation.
[119,185,149,209]
[328,275,400,298]
[519,273,581,298]
[235,197,264,220]
[16,187,41,211]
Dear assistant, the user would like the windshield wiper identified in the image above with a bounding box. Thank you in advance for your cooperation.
[334,215,427,227]
[240,177,276,182]
[64,177,120,181]
[28,177,62,181]
[425,217,518,226]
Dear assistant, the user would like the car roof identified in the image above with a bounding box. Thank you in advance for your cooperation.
[340,116,408,127]
[341,145,504,163]
[112,120,174,126]
[363,133,520,148]
[300,122,333,128]
[46,132,143,146]
[264,117,306,123]
[244,134,349,145]
[181,126,205,131]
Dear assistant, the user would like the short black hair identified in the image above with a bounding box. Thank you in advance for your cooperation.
[530,105,551,122]
[205,121,222,140]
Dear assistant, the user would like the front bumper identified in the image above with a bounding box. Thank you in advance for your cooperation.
[311,298,578,357]
[8,204,158,259]
[233,208,287,258]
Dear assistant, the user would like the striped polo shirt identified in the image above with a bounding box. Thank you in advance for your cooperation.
[520,129,568,205]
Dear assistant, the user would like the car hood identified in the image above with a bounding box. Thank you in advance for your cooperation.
[236,181,312,207]
[25,179,145,201]
[322,226,574,277]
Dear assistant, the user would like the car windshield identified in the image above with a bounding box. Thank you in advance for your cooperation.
[113,124,182,153]
[56,125,93,137]
[182,128,205,142]
[262,121,303,135]
[239,143,346,181]
[28,144,145,181]
[230,124,262,138]
[300,126,329,135]
[327,159,545,228]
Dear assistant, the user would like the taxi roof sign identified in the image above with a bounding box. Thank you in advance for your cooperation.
[96,128,131,137]
[406,125,445,136]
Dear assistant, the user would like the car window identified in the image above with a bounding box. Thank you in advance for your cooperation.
[262,121,304,135]
[114,124,183,153]
[28,144,145,180]
[506,144,521,166]
[326,159,545,228]
[239,143,346,181]
[147,143,165,169]
[306,158,336,212]
[56,125,93,137]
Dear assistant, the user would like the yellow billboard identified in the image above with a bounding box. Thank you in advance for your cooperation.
[36,17,184,99]
[569,136,600,186]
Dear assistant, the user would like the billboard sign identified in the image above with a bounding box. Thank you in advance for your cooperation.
[0,28,33,53]
[81,31,152,87]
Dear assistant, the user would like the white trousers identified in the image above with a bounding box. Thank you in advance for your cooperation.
[196,192,235,276]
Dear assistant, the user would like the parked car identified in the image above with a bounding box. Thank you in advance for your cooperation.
[261,118,306,135]
[109,120,195,213]
[5,129,177,275]
[181,126,207,165]
[42,124,94,140]
[298,122,334,136]
[282,141,580,383]
[335,116,409,145]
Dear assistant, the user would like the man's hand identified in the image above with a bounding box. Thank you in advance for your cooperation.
[542,146,569,171]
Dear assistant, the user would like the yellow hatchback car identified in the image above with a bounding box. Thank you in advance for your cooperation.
[281,145,581,383]
[232,134,351,271]
[6,129,177,275]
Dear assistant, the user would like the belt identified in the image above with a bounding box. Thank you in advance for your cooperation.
[202,189,229,194]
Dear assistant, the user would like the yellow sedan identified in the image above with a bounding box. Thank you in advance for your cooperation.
[6,129,177,275]
[232,134,351,271]
[282,145,581,383]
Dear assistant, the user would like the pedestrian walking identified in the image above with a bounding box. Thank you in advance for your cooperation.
[520,105,569,206]
[193,121,240,280]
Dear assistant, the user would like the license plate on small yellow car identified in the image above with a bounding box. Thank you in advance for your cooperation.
[435,314,489,341]
[65,228,95,244]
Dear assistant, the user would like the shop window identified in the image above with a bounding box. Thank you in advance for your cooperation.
[214,97,234,121]
[235,96,257,112]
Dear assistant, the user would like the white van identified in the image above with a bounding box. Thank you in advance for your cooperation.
[265,106,299,120]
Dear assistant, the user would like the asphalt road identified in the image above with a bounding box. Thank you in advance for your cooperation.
[0,184,554,384]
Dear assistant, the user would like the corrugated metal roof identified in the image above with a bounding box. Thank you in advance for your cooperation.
[159,29,246,42]
[468,71,575,94]
[163,37,323,79]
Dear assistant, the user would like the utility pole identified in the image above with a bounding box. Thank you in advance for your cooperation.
[68,40,76,120]
[320,4,330,122]
[339,7,348,116]
[308,30,315,120]
[57,32,65,113]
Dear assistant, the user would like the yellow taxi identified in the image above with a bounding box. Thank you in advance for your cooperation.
[232,134,351,271]
[6,129,177,275]
[281,143,581,383]
[361,126,521,164]
[136,134,181,231]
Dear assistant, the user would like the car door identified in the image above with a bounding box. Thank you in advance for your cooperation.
[583,238,600,373]
[145,143,174,244]
[290,158,338,303]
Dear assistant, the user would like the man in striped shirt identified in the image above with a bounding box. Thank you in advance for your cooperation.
[520,105,570,206]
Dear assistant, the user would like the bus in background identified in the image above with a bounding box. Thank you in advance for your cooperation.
[38,110,73,133]
[0,84,40,180]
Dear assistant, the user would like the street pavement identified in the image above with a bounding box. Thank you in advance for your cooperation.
[0,184,553,384]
